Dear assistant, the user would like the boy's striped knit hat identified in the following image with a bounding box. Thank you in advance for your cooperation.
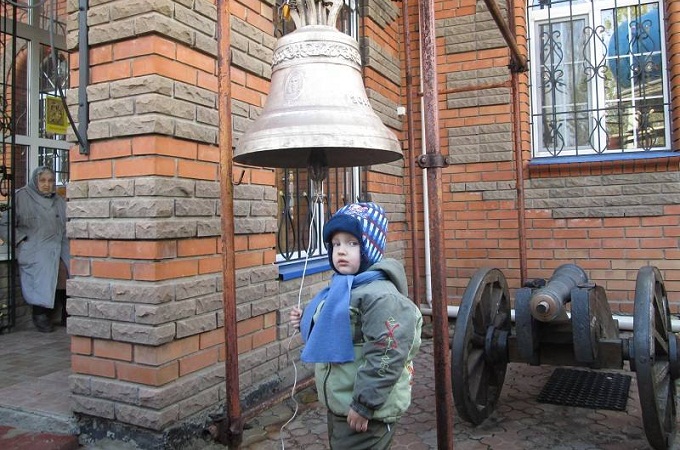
[323,202,388,273]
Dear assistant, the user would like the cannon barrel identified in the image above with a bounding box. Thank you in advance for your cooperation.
[529,264,588,322]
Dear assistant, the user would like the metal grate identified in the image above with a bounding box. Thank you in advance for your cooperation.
[537,368,631,411]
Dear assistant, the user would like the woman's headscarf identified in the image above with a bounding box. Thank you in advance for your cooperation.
[25,166,57,208]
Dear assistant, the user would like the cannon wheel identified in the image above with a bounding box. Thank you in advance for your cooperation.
[633,266,677,450]
[452,267,511,425]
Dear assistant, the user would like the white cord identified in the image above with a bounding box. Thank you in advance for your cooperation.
[279,193,323,449]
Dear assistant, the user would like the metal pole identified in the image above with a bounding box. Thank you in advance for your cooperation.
[216,0,243,446]
[507,0,528,285]
[402,0,422,306]
[417,0,455,447]
[78,0,89,154]
[482,0,527,71]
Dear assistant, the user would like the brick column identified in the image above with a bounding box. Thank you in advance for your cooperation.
[66,1,227,445]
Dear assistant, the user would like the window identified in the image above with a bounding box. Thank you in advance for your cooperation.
[274,0,363,268]
[1,1,70,187]
[276,167,361,264]
[528,0,670,158]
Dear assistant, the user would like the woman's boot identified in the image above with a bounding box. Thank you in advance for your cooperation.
[32,305,54,333]
[56,289,67,326]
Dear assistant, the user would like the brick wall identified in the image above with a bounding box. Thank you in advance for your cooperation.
[61,1,680,443]
[403,1,522,299]
[75,0,680,442]
[64,0,411,440]
[229,0,410,407]
[361,0,409,255]
[412,0,680,315]
[227,0,295,407]
[65,0,230,444]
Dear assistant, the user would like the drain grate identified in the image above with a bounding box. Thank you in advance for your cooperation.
[537,368,631,411]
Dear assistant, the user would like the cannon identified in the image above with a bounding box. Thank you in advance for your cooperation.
[451,264,679,450]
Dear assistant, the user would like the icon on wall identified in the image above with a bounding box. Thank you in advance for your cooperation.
[45,96,67,135]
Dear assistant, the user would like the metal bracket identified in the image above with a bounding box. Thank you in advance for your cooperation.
[508,56,529,74]
[232,170,245,186]
[416,153,451,169]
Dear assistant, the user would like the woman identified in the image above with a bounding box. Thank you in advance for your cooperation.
[1,166,69,332]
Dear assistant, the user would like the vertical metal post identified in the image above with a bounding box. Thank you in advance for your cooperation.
[402,0,421,305]
[507,0,528,285]
[417,0,455,448]
[216,0,243,446]
[7,2,18,331]
[78,0,89,154]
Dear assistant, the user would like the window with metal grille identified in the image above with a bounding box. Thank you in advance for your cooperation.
[1,1,70,186]
[528,0,670,158]
[274,0,363,271]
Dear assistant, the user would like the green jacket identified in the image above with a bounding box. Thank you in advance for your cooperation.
[314,258,423,422]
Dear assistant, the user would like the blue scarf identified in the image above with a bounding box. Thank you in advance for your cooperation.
[300,271,387,363]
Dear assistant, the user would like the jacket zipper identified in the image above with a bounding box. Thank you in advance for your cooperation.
[322,363,332,407]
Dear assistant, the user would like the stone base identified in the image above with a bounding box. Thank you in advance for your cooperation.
[77,408,222,450]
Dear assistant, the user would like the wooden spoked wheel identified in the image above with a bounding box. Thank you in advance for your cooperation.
[452,267,511,425]
[633,266,678,450]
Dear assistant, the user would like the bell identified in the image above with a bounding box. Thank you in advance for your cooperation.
[233,25,402,172]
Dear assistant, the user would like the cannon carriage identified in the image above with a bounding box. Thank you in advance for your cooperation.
[452,264,679,450]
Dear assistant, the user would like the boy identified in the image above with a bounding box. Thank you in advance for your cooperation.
[290,202,422,449]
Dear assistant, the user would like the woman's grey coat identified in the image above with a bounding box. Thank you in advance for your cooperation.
[0,168,69,308]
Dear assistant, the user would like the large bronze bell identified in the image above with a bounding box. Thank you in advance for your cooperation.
[233,25,402,172]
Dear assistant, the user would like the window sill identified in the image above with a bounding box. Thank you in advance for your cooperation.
[278,257,331,281]
[529,151,679,166]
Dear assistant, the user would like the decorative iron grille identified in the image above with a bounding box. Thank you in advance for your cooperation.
[528,0,670,158]
[276,167,361,262]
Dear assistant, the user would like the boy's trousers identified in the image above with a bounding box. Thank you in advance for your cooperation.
[327,411,397,450]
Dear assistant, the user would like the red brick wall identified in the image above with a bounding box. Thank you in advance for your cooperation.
[403,0,680,315]
[66,0,232,434]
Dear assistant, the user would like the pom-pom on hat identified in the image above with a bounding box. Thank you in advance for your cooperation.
[323,202,388,273]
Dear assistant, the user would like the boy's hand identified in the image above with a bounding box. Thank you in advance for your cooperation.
[289,307,302,330]
[347,408,368,432]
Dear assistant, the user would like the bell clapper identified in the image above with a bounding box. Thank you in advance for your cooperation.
[307,150,329,205]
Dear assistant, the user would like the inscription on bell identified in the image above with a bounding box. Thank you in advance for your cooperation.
[348,94,371,108]
[284,70,304,101]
